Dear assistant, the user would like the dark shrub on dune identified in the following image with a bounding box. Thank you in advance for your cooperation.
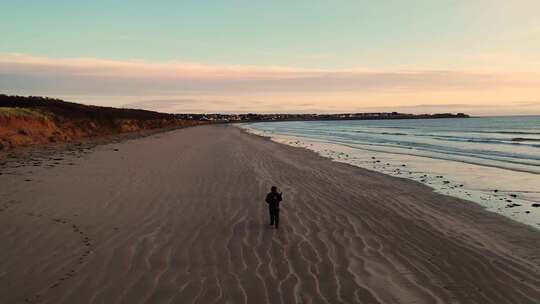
[0,94,175,124]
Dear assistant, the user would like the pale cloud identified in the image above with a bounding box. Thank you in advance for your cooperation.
[0,53,321,80]
[1,53,540,114]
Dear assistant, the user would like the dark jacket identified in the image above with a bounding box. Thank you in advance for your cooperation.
[265,192,283,209]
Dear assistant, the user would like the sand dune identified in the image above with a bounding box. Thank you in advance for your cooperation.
[0,125,539,303]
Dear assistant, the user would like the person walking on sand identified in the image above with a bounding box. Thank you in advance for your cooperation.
[265,186,283,229]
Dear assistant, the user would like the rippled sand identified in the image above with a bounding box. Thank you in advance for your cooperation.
[1,125,539,303]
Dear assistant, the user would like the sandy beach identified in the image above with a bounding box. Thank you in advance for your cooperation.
[1,124,539,304]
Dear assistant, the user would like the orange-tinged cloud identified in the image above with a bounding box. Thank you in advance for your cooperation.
[1,53,540,114]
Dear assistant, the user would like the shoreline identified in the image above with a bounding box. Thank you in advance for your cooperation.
[240,123,540,230]
[1,125,539,303]
[239,126,540,232]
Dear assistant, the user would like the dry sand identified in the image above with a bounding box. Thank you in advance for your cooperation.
[1,125,539,304]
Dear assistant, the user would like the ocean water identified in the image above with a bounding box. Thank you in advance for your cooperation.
[241,116,540,228]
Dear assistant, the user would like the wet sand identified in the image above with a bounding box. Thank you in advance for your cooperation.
[1,124,539,303]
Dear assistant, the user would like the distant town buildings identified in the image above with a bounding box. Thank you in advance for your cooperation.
[175,112,470,123]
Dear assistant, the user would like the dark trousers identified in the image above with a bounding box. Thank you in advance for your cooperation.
[269,206,279,228]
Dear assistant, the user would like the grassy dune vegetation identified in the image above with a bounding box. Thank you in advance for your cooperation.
[0,107,51,119]
[0,94,206,149]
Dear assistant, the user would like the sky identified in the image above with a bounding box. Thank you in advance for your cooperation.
[1,0,540,115]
